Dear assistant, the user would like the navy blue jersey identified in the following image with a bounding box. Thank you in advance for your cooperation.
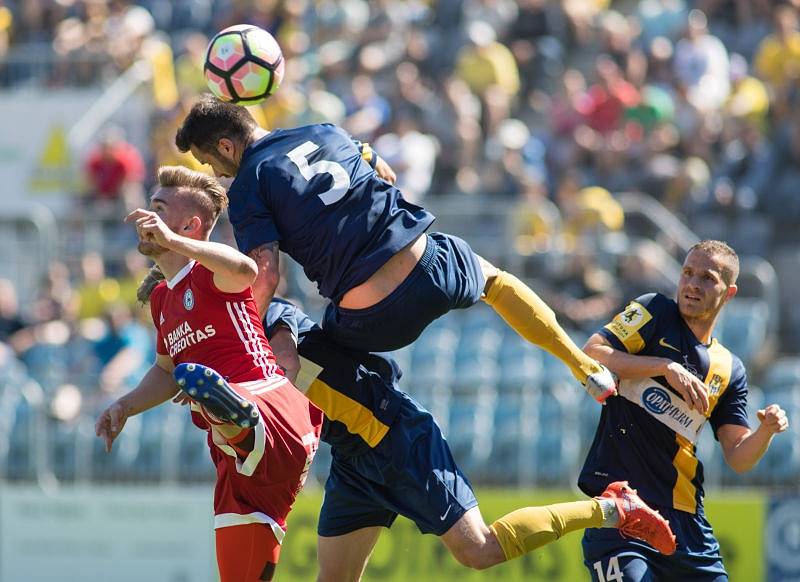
[264,298,404,456]
[579,293,750,514]
[228,124,435,302]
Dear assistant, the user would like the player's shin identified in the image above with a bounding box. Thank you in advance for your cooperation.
[482,270,603,382]
[488,500,604,560]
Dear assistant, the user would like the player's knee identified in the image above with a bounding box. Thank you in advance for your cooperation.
[448,544,497,570]
[476,255,499,286]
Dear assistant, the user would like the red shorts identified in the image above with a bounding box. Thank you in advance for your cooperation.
[216,523,281,582]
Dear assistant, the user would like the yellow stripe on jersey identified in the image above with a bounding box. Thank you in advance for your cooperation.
[295,356,390,449]
[603,301,653,354]
[671,341,732,511]
[306,378,390,448]
[360,143,374,164]
[704,340,733,417]
[672,434,699,513]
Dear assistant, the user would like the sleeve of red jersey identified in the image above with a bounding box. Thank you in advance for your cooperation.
[149,285,169,356]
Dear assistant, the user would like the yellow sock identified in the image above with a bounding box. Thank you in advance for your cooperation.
[489,500,604,561]
[482,270,602,382]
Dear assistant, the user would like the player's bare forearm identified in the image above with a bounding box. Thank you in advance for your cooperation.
[248,242,280,318]
[166,235,258,293]
[717,424,773,473]
[118,360,179,418]
[96,357,177,452]
[269,326,300,384]
[719,406,789,473]
[585,333,710,413]
[584,333,671,379]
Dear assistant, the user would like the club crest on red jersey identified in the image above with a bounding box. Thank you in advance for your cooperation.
[184,288,195,310]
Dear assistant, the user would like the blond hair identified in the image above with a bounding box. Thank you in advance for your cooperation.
[688,240,740,285]
[157,165,228,234]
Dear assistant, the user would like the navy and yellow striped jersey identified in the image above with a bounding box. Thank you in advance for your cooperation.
[227,123,435,302]
[264,298,404,456]
[578,293,750,513]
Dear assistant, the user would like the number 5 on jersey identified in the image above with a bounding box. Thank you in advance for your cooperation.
[286,141,351,205]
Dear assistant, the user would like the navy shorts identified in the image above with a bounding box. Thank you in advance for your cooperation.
[322,232,485,352]
[317,394,478,537]
[583,505,728,581]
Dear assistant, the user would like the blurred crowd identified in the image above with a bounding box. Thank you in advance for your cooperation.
[1,0,800,418]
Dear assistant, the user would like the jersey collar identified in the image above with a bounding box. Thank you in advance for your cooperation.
[167,260,196,289]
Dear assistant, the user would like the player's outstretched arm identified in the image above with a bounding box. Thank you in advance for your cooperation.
[718,404,789,473]
[126,208,258,293]
[584,333,709,414]
[95,355,177,452]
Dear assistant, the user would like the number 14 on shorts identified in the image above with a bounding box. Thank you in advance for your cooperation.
[593,556,623,582]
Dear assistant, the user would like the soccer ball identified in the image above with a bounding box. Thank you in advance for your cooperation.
[204,24,284,105]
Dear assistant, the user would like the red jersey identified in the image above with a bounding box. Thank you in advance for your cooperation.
[150,261,281,383]
[149,261,322,540]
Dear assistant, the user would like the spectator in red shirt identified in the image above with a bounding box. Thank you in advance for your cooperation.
[577,56,640,134]
[84,127,145,214]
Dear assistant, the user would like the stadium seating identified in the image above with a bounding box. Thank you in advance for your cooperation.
[0,300,797,489]
[716,298,770,368]
[764,358,800,392]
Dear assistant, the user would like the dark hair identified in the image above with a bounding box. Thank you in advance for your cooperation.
[688,240,740,285]
[175,94,257,154]
[136,265,165,305]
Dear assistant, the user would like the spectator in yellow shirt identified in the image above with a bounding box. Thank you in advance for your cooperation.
[754,6,800,90]
[726,53,770,128]
[456,21,520,98]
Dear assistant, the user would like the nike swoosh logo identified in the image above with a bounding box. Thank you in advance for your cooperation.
[440,505,452,521]
[659,338,681,353]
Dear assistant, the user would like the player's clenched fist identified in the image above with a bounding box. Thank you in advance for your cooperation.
[757,404,789,435]
[125,208,176,248]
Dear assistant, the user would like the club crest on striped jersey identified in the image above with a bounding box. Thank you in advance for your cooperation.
[183,289,195,310]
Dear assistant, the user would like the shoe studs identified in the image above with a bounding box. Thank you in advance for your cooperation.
[188,388,197,397]
[204,368,213,377]
[186,364,196,372]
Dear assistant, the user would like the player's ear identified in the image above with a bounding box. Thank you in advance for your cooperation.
[183,216,203,237]
[217,138,235,159]
[725,283,738,302]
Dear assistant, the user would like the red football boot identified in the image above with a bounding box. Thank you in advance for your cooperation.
[599,481,677,555]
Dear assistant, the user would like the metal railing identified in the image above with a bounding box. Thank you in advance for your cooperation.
[0,205,57,303]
